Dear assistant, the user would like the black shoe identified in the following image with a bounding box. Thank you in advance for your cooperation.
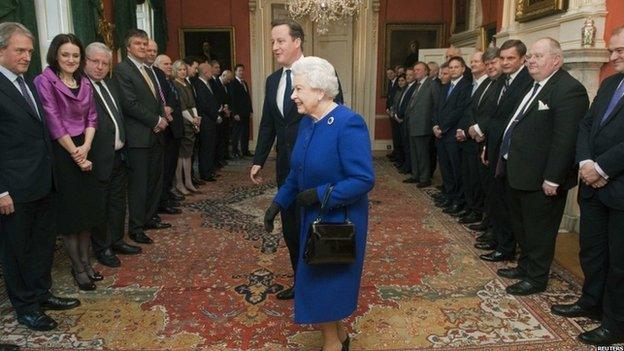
[0,343,20,351]
[95,250,121,268]
[201,176,217,182]
[480,251,514,262]
[474,241,496,250]
[276,287,295,300]
[468,222,488,231]
[144,221,172,230]
[551,303,602,320]
[169,192,185,202]
[416,181,432,188]
[459,212,482,224]
[497,267,526,279]
[157,206,182,215]
[435,199,452,208]
[130,232,154,244]
[435,185,445,191]
[41,295,81,310]
[476,230,495,243]
[443,203,464,214]
[579,325,624,346]
[152,214,162,222]
[402,177,419,183]
[112,242,142,255]
[432,193,446,201]
[453,209,470,218]
[71,268,96,291]
[506,280,546,296]
[17,310,57,331]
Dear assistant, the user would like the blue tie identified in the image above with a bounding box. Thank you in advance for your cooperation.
[283,69,292,115]
[600,79,624,127]
[446,83,455,99]
[16,76,39,119]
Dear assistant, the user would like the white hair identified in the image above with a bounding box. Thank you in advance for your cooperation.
[85,42,112,60]
[291,56,339,99]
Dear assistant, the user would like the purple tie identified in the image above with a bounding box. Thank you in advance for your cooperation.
[16,76,39,118]
[600,79,624,127]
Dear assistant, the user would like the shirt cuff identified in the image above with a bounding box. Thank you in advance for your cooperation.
[154,117,162,129]
[473,124,484,137]
[544,180,559,188]
[0,191,9,198]
[579,159,593,168]
[594,163,609,180]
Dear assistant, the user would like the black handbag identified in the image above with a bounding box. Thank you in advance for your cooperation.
[303,185,356,265]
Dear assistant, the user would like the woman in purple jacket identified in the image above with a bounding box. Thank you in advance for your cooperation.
[34,34,103,291]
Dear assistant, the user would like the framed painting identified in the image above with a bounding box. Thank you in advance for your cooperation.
[515,0,568,23]
[179,27,236,70]
[480,23,498,50]
[383,23,443,96]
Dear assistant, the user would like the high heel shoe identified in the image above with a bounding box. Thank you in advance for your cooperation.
[85,267,104,281]
[176,184,190,195]
[185,185,202,194]
[71,268,96,291]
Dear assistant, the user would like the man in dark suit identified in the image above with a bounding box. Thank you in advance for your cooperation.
[385,67,402,161]
[230,64,253,158]
[85,42,142,268]
[396,67,418,174]
[114,29,170,244]
[477,40,533,262]
[0,22,79,335]
[146,41,183,217]
[194,62,221,182]
[432,56,472,214]
[551,27,624,346]
[403,62,439,186]
[251,19,343,300]
[497,38,589,296]
[209,60,231,167]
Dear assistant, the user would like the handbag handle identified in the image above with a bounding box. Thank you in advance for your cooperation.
[315,185,350,223]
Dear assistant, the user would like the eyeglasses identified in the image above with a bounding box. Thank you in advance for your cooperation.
[86,57,110,68]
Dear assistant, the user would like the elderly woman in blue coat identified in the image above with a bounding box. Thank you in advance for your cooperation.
[264,56,375,351]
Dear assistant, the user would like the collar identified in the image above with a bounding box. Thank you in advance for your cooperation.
[473,74,487,86]
[418,76,428,85]
[0,64,20,83]
[406,81,417,88]
[507,65,525,83]
[450,75,463,85]
[236,76,244,83]
[536,68,559,87]
[283,54,304,71]
[127,55,145,70]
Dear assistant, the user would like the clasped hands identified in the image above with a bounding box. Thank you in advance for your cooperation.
[580,161,608,189]
[72,144,92,172]
[263,189,319,233]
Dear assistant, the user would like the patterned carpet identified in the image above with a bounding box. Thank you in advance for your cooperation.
[0,156,602,350]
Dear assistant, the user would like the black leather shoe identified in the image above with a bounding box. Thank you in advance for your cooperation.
[432,193,446,201]
[474,241,496,250]
[0,343,20,351]
[152,214,162,222]
[506,280,546,296]
[41,295,80,310]
[434,199,451,208]
[416,181,432,188]
[276,287,295,300]
[551,303,602,320]
[112,242,142,255]
[480,251,514,262]
[157,206,182,215]
[96,250,121,267]
[243,152,254,157]
[443,203,464,214]
[192,176,205,185]
[402,177,419,183]
[579,325,624,346]
[497,267,526,279]
[130,232,153,244]
[144,221,172,230]
[476,230,495,242]
[459,212,482,224]
[17,310,57,331]
[468,222,488,231]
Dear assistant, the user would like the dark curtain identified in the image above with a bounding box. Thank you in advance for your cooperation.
[114,0,137,56]
[0,0,42,75]
[149,0,168,53]
[71,0,103,46]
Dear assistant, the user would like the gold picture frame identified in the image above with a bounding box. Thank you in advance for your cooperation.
[515,0,568,23]
[179,27,236,70]
[480,23,497,50]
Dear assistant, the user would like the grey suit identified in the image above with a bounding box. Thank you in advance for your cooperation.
[405,78,440,182]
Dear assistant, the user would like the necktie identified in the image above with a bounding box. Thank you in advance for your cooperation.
[497,75,511,104]
[600,79,624,127]
[498,82,541,161]
[242,79,248,92]
[96,81,125,143]
[446,83,455,99]
[471,81,478,96]
[148,67,167,106]
[140,65,157,98]
[16,76,39,119]
[398,83,417,117]
[283,69,292,114]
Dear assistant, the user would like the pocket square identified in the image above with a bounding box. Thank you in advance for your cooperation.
[538,100,550,111]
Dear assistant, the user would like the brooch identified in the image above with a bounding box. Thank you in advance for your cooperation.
[327,116,334,125]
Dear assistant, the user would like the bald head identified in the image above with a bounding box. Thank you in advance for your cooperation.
[154,54,172,76]
[146,39,158,65]
[527,37,563,81]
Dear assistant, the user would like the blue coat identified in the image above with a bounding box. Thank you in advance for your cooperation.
[274,104,375,324]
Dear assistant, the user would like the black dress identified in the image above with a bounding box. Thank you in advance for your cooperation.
[52,86,104,235]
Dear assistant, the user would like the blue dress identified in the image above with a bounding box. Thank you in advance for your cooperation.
[274,104,375,324]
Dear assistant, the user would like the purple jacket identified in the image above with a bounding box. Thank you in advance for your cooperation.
[34,67,97,140]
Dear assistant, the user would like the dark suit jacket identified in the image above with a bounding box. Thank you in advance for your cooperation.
[506,69,589,191]
[209,76,229,108]
[458,77,503,152]
[113,58,163,148]
[193,77,220,125]
[229,77,253,118]
[153,67,184,139]
[433,76,472,139]
[484,66,533,163]
[91,78,126,182]
[405,78,440,136]
[0,72,54,203]
[577,73,624,210]
[386,78,400,110]
[253,67,343,185]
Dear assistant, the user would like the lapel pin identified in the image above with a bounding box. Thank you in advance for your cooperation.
[327,116,334,125]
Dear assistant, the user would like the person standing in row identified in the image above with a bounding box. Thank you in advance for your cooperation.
[229,64,253,158]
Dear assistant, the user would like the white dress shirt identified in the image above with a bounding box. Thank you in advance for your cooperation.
[90,78,124,151]
[277,55,304,116]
